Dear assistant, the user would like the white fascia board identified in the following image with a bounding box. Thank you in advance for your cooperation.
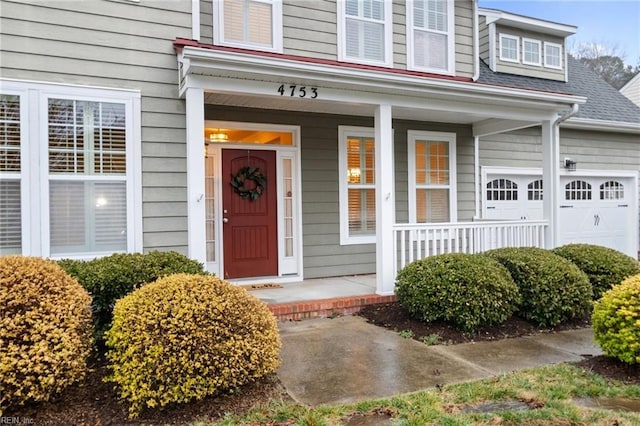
[473,118,538,137]
[179,47,586,109]
[562,117,640,134]
[479,8,576,37]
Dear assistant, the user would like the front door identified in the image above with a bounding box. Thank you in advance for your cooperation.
[222,149,278,279]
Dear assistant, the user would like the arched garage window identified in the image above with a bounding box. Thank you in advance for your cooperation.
[565,180,591,200]
[600,180,624,200]
[527,179,543,200]
[486,179,517,201]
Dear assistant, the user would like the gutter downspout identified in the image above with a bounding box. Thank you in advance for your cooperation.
[555,103,579,125]
[472,0,480,81]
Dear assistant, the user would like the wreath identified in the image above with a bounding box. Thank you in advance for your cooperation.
[230,166,267,201]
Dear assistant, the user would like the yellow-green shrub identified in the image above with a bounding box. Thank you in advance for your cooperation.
[592,274,640,364]
[0,256,93,412]
[105,273,281,417]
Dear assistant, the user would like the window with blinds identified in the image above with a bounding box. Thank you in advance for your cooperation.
[0,94,21,254]
[414,140,449,222]
[408,0,453,73]
[48,99,127,255]
[341,0,390,65]
[216,0,282,51]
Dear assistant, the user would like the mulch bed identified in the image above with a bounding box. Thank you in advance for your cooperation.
[6,303,639,424]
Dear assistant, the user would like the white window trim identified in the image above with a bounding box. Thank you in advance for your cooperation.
[339,125,376,245]
[544,41,563,69]
[337,0,393,67]
[522,38,542,66]
[406,0,456,75]
[407,130,457,223]
[499,33,520,63]
[213,0,283,53]
[0,79,142,259]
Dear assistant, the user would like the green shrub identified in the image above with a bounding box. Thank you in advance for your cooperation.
[105,273,281,417]
[552,244,640,300]
[592,274,640,364]
[485,247,592,327]
[395,253,521,332]
[58,251,207,338]
[0,256,93,412]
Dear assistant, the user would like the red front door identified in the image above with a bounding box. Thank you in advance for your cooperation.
[222,149,278,279]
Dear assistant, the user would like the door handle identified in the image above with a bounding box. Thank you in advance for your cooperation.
[223,217,229,223]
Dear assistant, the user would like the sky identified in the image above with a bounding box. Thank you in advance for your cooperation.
[478,0,640,65]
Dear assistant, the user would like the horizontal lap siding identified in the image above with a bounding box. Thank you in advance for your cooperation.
[479,16,489,64]
[454,1,474,78]
[0,0,192,254]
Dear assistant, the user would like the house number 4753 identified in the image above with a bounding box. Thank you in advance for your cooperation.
[277,85,318,99]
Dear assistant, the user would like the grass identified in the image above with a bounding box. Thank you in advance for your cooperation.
[201,364,640,425]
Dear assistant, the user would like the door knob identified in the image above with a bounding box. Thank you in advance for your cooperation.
[223,217,229,223]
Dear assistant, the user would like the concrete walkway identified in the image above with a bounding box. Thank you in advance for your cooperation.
[277,316,602,406]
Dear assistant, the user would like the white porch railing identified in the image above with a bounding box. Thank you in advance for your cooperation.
[392,220,548,276]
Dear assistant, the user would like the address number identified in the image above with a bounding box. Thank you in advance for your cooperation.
[277,84,318,99]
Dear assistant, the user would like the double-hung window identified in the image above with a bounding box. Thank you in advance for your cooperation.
[499,34,519,63]
[339,126,376,244]
[214,0,283,52]
[544,42,562,69]
[408,131,456,223]
[338,0,393,66]
[522,38,541,66]
[0,80,141,258]
[407,0,455,74]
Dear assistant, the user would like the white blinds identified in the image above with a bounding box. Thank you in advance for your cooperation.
[224,0,274,47]
[0,180,21,254]
[1,94,21,254]
[345,0,386,62]
[412,0,449,70]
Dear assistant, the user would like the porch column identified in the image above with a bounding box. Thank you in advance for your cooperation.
[185,87,207,264]
[541,119,560,248]
[374,104,395,295]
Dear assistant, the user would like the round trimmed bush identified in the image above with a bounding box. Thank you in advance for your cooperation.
[552,244,640,300]
[105,273,281,417]
[58,251,208,338]
[395,253,521,332]
[592,274,640,364]
[0,256,93,411]
[485,247,592,327]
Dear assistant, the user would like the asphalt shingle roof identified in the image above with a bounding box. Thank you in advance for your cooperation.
[477,56,640,124]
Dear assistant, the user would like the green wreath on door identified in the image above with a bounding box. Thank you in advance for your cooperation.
[230,166,267,201]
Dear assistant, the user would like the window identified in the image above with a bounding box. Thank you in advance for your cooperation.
[527,179,543,201]
[339,126,376,244]
[522,38,541,66]
[486,178,518,201]
[0,94,22,254]
[499,34,519,63]
[600,181,624,200]
[408,131,456,223]
[407,0,455,74]
[565,180,591,200]
[338,0,392,66]
[214,0,283,52]
[544,42,562,69]
[0,80,141,258]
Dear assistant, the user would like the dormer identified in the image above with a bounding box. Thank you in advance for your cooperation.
[478,8,576,82]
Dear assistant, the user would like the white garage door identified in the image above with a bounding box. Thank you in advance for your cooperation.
[483,169,637,257]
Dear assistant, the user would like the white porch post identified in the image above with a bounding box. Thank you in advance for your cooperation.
[374,104,395,295]
[185,87,207,263]
[541,119,560,248]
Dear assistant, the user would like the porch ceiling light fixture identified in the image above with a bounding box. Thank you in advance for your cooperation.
[564,158,577,172]
[208,129,229,143]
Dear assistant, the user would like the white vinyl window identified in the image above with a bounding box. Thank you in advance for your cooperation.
[0,79,141,258]
[338,0,393,66]
[339,126,376,244]
[408,131,457,223]
[214,0,283,52]
[499,34,519,63]
[522,38,541,66]
[407,0,455,74]
[544,42,562,69]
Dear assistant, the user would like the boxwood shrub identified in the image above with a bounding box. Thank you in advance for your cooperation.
[485,247,592,327]
[592,274,640,364]
[58,251,207,338]
[395,253,521,332]
[552,244,640,300]
[105,273,281,417]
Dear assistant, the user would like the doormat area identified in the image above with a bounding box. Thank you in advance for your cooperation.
[240,283,283,290]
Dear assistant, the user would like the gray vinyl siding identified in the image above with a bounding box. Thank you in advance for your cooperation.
[0,0,192,254]
[494,24,565,81]
[454,0,474,77]
[204,105,473,278]
[621,77,640,106]
[479,16,489,64]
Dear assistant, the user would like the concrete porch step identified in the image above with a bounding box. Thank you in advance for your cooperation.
[268,294,396,321]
